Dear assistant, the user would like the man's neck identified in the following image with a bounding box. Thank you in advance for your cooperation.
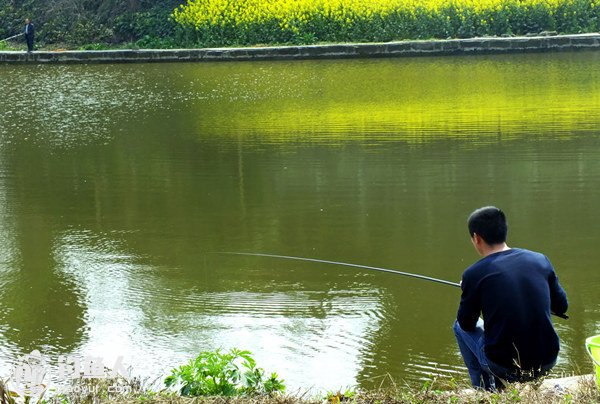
[481,242,510,257]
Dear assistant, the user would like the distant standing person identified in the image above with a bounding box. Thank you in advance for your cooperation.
[24,18,35,52]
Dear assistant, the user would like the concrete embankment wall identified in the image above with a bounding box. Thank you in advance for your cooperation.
[1,33,599,64]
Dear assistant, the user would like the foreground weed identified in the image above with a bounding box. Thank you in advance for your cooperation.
[165,348,285,397]
[325,388,356,403]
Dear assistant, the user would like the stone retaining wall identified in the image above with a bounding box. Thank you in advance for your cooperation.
[1,33,599,64]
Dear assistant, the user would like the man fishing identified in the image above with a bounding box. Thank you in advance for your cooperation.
[24,18,35,52]
[453,206,568,390]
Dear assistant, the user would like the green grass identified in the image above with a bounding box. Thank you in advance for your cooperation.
[2,374,598,404]
[0,41,19,51]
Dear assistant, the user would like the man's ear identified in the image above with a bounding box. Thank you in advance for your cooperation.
[471,233,483,251]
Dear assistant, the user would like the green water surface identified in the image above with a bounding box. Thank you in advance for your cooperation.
[0,51,599,391]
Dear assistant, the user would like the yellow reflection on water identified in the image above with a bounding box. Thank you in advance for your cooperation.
[180,52,600,143]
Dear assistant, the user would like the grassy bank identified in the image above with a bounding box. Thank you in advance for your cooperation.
[2,375,596,404]
[3,350,597,403]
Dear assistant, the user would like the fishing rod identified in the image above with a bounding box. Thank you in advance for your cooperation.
[215,251,460,287]
[0,33,23,43]
[214,251,568,319]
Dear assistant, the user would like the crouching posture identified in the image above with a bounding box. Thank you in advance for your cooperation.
[455,206,568,390]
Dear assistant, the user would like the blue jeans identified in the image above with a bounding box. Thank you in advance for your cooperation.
[453,319,498,390]
[453,319,556,390]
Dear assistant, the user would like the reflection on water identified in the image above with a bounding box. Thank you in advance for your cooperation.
[0,52,600,391]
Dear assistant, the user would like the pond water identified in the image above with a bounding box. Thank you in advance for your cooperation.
[1,51,600,392]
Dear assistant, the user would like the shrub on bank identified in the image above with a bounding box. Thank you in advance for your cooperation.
[0,41,13,51]
[173,0,600,46]
[0,0,183,48]
[164,349,285,397]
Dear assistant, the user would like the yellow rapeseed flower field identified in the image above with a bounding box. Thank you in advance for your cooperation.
[173,0,600,46]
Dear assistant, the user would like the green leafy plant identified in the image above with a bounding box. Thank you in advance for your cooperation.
[0,40,19,51]
[164,348,285,397]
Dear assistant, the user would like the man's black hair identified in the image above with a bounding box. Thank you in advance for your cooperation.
[467,206,508,245]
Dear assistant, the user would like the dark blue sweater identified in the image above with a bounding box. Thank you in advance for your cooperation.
[457,248,568,369]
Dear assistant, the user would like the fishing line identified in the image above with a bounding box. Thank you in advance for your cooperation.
[213,251,568,319]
